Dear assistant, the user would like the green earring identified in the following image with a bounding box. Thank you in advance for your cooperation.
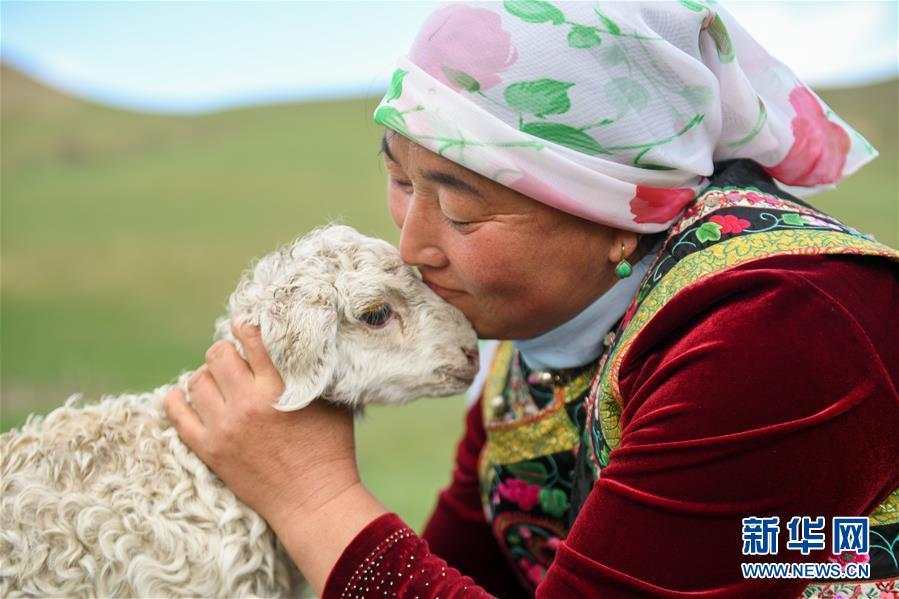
[615,243,632,278]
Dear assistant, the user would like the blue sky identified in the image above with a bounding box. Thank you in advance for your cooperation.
[2,1,897,114]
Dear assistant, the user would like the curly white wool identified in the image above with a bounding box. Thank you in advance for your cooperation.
[0,224,479,597]
[1,389,300,597]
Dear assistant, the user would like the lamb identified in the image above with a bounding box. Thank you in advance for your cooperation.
[0,223,480,598]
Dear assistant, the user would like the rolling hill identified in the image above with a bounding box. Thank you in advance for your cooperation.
[2,64,896,528]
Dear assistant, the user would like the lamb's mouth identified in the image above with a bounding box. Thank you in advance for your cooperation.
[436,366,478,384]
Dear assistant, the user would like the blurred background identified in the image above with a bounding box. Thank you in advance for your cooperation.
[2,1,897,530]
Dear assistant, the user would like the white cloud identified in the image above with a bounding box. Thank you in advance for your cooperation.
[1,0,895,113]
[725,0,898,86]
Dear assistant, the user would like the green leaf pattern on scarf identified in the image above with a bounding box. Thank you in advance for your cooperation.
[604,77,650,116]
[520,121,605,155]
[679,0,709,12]
[593,7,621,35]
[503,0,564,24]
[373,1,765,168]
[373,106,408,135]
[598,44,626,67]
[384,69,407,102]
[504,79,575,117]
[678,85,713,111]
[567,24,602,48]
[441,66,481,92]
[707,14,735,63]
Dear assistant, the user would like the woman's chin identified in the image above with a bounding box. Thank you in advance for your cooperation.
[470,316,505,340]
[457,300,515,340]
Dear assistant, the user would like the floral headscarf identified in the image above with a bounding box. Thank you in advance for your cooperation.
[373,0,878,233]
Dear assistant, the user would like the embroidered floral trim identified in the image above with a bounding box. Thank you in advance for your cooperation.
[477,187,899,593]
[801,577,898,599]
[492,512,568,590]
[671,186,851,237]
[648,187,879,293]
[477,347,597,592]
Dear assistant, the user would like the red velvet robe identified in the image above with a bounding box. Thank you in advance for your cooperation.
[323,250,898,598]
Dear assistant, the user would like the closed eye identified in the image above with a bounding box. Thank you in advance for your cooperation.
[391,178,473,229]
[391,178,413,192]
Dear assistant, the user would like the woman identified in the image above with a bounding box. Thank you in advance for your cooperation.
[164,2,899,597]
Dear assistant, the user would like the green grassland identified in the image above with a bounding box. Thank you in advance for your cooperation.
[2,65,897,529]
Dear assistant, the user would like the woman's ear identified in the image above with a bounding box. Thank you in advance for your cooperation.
[607,232,640,264]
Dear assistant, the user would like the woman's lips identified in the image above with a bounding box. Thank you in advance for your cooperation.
[423,278,462,299]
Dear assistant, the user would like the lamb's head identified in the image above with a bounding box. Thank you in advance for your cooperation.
[213,224,479,411]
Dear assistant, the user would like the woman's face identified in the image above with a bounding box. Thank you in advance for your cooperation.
[382,131,623,340]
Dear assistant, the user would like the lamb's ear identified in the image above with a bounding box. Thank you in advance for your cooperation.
[267,300,340,412]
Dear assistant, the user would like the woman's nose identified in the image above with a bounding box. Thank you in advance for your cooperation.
[398,201,448,269]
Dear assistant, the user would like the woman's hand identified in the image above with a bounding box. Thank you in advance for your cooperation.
[164,320,388,594]
[163,319,360,527]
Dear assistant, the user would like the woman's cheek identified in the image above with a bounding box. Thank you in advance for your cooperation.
[387,188,407,229]
[452,237,513,297]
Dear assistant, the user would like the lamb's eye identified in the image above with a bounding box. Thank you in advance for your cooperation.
[359,304,393,327]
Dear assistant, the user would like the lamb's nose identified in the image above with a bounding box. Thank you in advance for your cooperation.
[462,346,479,369]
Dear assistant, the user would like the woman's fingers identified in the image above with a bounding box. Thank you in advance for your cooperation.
[187,363,226,426]
[163,386,204,448]
[205,338,253,402]
[231,320,281,383]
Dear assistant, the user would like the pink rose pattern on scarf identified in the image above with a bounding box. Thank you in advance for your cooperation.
[630,185,697,224]
[763,86,851,186]
[409,3,518,93]
[375,2,875,232]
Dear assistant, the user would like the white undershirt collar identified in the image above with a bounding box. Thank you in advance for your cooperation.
[513,245,659,370]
